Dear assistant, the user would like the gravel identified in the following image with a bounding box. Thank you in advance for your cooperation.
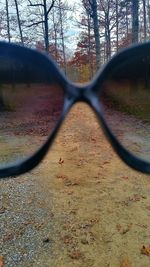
[0,173,54,267]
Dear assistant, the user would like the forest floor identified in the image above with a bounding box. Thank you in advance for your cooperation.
[0,103,150,267]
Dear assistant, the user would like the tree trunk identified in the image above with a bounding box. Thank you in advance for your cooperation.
[132,0,139,43]
[116,0,119,52]
[43,0,49,52]
[58,0,67,75]
[14,0,24,45]
[147,0,150,32]
[125,5,129,37]
[52,9,58,60]
[87,14,93,78]
[90,0,101,70]
[6,0,10,42]
[142,0,146,41]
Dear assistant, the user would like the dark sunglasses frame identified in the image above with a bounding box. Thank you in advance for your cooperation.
[0,41,149,178]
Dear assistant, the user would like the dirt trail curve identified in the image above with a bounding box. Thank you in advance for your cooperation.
[0,103,150,267]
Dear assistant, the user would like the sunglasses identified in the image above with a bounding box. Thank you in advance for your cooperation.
[0,41,149,178]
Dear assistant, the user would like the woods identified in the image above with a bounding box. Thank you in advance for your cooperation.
[0,0,150,81]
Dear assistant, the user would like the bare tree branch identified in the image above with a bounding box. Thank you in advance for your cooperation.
[47,0,55,15]
[27,0,44,7]
[26,20,45,27]
[28,4,44,7]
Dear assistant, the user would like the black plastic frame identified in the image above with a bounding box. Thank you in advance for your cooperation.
[0,41,149,178]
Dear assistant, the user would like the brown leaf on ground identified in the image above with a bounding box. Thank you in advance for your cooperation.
[102,161,110,165]
[69,209,77,214]
[68,250,83,260]
[63,223,76,232]
[3,232,14,242]
[62,235,73,245]
[0,256,4,267]
[64,179,79,187]
[141,245,150,256]
[0,207,6,214]
[90,218,99,225]
[129,194,141,202]
[81,237,89,244]
[120,256,133,267]
[56,175,67,180]
[121,176,129,180]
[116,224,122,231]
[116,224,132,234]
[34,222,44,230]
[129,194,146,202]
[91,137,96,142]
[135,223,148,229]
[58,157,64,165]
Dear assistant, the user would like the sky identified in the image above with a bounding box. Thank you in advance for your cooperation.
[0,0,82,53]
[65,0,83,51]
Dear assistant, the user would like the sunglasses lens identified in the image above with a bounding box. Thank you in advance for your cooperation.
[100,54,150,163]
[0,51,64,166]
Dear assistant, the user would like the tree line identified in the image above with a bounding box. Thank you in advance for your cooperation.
[0,0,150,82]
[69,0,150,82]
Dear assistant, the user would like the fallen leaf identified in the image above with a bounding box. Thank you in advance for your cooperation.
[135,223,148,229]
[62,235,73,245]
[79,223,92,229]
[116,224,122,232]
[90,218,99,224]
[0,207,6,214]
[121,176,129,180]
[34,222,44,230]
[81,238,89,244]
[68,250,83,260]
[0,256,4,267]
[120,256,133,267]
[116,224,132,234]
[141,245,150,256]
[129,194,141,202]
[70,209,77,214]
[59,157,64,165]
[102,161,110,165]
[3,232,14,242]
[91,137,96,142]
[56,175,67,180]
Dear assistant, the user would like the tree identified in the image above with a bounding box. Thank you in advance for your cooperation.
[57,0,67,74]
[14,0,24,45]
[6,0,11,42]
[83,0,101,69]
[75,11,96,77]
[142,0,147,41]
[27,0,55,51]
[132,0,139,43]
[69,30,96,81]
[99,0,114,60]
[36,40,63,64]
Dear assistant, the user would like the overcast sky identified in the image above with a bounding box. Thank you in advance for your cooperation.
[62,0,82,54]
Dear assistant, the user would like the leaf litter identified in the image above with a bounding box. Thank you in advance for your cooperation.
[0,103,150,267]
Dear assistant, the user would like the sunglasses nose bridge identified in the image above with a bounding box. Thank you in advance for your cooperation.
[66,82,99,112]
[70,83,93,102]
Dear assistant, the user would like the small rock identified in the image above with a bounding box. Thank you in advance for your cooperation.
[43,237,51,243]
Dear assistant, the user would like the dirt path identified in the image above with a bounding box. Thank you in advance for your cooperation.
[0,103,150,267]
